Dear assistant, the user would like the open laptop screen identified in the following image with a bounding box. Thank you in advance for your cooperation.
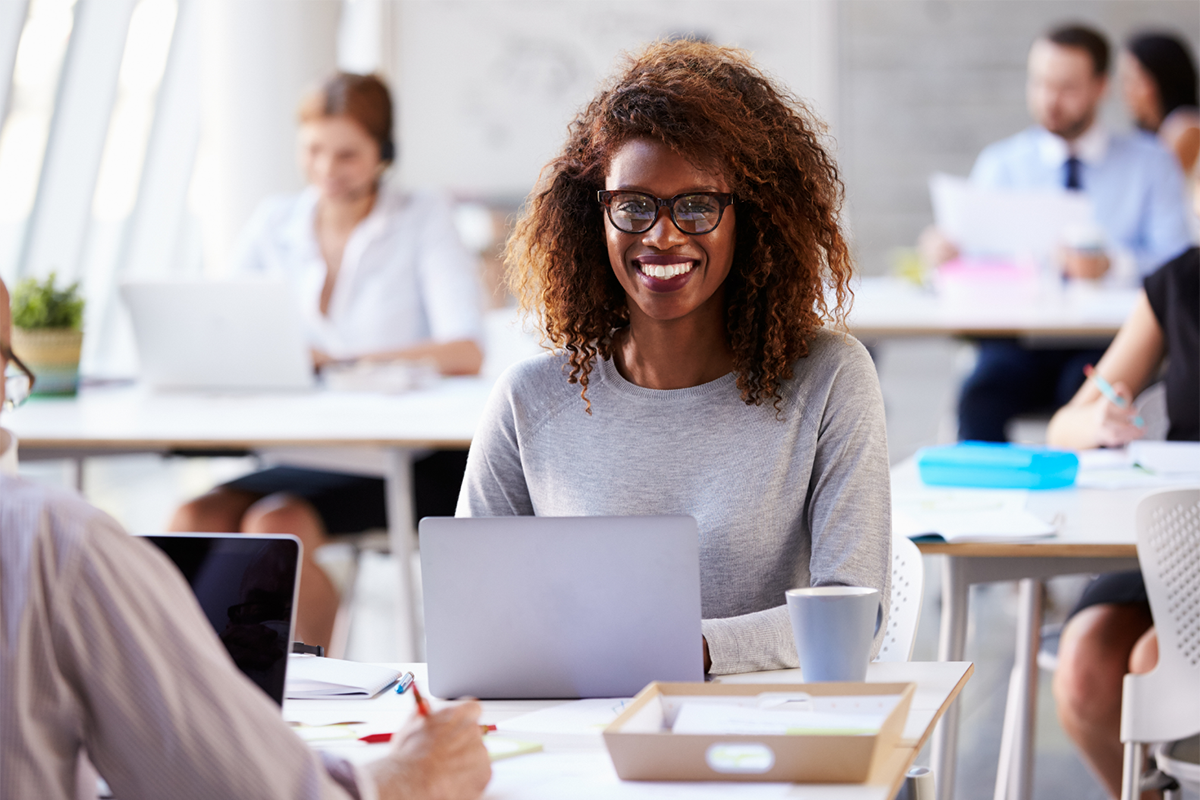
[140,534,301,706]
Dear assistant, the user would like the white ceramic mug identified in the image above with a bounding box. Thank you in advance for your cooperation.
[785,586,881,682]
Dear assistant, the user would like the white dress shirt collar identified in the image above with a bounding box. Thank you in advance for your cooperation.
[0,427,17,476]
[1036,122,1109,166]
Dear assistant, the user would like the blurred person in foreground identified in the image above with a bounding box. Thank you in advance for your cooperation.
[1121,31,1200,176]
[170,73,484,649]
[0,276,491,800]
[918,24,1194,443]
[1046,179,1198,798]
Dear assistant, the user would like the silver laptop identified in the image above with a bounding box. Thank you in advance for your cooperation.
[121,281,314,390]
[420,516,704,699]
[138,533,302,706]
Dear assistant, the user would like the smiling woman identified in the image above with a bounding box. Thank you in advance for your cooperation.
[459,40,892,677]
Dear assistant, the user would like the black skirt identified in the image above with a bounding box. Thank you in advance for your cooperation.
[1067,571,1149,619]
[222,450,469,534]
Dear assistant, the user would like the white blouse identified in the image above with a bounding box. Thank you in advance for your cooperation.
[229,186,483,361]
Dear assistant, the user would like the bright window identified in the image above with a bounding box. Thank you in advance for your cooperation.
[0,0,77,281]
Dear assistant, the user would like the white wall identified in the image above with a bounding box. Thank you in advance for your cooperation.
[390,0,837,200]
[838,0,1200,275]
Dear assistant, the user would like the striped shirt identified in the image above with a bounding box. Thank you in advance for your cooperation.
[0,436,370,800]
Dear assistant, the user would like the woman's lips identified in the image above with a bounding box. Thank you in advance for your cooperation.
[633,255,697,292]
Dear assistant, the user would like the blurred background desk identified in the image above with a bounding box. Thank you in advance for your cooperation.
[893,460,1143,800]
[7,378,495,661]
[844,276,1138,339]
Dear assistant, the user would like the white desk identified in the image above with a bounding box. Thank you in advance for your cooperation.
[891,461,1148,800]
[7,379,494,659]
[285,661,973,799]
[844,276,1137,339]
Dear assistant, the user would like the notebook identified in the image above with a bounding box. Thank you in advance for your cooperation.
[121,281,314,391]
[140,533,301,705]
[420,515,704,700]
[285,655,400,700]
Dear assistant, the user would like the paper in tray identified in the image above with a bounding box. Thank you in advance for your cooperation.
[602,681,915,783]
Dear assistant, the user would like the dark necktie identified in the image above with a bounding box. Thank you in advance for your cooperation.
[1064,156,1083,190]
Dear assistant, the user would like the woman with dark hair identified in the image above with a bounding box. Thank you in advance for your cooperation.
[458,40,891,675]
[1121,32,1200,174]
[170,73,484,649]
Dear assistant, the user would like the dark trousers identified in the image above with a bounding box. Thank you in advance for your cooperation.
[956,339,1107,442]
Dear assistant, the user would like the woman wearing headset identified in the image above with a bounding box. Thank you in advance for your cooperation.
[171,73,483,649]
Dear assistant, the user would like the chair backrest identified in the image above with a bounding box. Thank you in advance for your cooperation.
[876,533,925,662]
[1121,487,1200,744]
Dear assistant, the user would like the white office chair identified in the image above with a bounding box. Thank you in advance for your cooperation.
[1119,487,1200,800]
[876,533,925,662]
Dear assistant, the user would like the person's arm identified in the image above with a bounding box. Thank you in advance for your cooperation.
[1160,115,1200,184]
[357,338,484,376]
[227,197,290,277]
[46,499,488,800]
[1046,291,1165,450]
[701,340,893,675]
[410,195,486,375]
[455,365,536,516]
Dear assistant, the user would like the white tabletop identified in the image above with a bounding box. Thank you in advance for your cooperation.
[285,661,973,800]
[6,377,494,451]
[844,276,1137,338]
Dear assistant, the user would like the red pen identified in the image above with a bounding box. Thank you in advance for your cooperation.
[409,682,432,717]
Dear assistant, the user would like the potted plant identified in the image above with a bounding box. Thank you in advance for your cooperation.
[11,272,85,396]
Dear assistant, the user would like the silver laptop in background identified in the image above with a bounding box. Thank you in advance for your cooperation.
[121,281,314,391]
[420,515,704,699]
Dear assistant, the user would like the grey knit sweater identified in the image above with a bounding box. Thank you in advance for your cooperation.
[456,328,892,675]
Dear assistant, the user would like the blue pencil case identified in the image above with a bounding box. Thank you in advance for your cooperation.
[916,442,1079,490]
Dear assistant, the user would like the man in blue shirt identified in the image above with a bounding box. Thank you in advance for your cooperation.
[921,24,1194,441]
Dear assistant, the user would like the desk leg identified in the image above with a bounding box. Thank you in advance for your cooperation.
[384,449,419,661]
[932,556,970,800]
[1009,578,1044,800]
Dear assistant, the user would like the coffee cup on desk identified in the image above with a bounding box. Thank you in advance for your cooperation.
[786,586,881,682]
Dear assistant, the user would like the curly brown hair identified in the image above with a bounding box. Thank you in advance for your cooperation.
[507,39,853,408]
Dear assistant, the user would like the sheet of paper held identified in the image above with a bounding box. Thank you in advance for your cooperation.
[892,488,1056,543]
[929,173,1094,261]
[669,693,902,736]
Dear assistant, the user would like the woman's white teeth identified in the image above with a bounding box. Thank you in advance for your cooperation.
[639,262,693,279]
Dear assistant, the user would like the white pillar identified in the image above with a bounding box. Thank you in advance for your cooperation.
[197,0,340,275]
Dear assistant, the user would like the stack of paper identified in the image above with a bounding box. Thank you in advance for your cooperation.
[893,488,1056,543]
[285,655,400,700]
[1076,442,1200,489]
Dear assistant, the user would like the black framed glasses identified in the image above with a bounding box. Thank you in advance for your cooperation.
[597,190,734,235]
[2,343,35,411]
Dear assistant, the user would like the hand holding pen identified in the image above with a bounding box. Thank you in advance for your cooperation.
[1083,364,1145,447]
[362,676,493,742]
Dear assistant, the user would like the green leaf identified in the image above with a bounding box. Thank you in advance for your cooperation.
[11,271,85,330]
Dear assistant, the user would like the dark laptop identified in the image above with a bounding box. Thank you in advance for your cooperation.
[139,533,301,706]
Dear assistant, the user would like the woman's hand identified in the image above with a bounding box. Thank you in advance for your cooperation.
[1085,379,1145,448]
[310,348,335,370]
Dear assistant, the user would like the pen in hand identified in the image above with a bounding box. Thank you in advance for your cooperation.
[1083,364,1144,427]
[394,671,415,694]
[409,681,495,734]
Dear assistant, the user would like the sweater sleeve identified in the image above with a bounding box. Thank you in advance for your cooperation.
[702,338,893,675]
[456,365,536,516]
